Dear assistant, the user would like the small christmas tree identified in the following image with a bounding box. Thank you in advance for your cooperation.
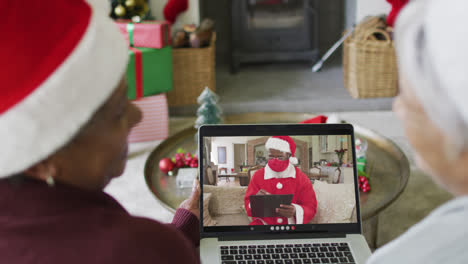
[195,87,222,130]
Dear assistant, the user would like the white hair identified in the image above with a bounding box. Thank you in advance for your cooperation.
[395,0,468,158]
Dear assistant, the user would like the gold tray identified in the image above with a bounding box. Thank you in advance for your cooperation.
[144,113,410,221]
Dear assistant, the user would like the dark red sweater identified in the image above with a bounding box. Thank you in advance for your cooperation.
[0,178,200,264]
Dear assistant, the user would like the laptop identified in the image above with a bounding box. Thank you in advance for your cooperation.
[199,124,371,264]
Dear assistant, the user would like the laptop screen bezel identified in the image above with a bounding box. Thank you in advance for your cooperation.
[199,124,362,238]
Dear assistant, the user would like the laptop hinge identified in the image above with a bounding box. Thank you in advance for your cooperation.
[218,232,346,241]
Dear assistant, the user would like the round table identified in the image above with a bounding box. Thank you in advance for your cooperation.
[144,113,410,249]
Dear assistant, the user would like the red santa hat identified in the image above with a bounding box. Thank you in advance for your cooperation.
[0,0,128,178]
[265,136,298,165]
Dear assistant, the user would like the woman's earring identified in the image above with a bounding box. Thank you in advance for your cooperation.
[46,175,55,187]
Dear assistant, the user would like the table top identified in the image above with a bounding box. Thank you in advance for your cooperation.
[144,112,410,220]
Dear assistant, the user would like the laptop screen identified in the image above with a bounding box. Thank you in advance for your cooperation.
[199,124,361,237]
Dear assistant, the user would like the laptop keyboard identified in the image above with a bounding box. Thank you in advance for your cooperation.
[220,242,355,264]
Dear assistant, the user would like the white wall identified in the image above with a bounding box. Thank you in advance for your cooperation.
[149,0,200,29]
[356,0,391,22]
[210,136,251,172]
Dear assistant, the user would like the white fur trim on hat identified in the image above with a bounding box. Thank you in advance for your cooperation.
[0,6,128,178]
[289,157,298,165]
[265,137,291,154]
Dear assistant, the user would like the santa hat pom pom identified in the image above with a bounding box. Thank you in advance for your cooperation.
[289,156,298,165]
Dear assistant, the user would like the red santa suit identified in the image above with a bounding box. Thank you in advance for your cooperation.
[244,164,317,225]
[244,136,317,226]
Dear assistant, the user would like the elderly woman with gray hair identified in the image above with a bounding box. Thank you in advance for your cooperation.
[367,0,468,263]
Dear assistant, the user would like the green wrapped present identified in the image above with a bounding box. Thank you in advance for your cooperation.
[357,157,367,173]
[127,46,173,100]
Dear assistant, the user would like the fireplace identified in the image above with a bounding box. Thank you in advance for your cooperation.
[231,0,319,72]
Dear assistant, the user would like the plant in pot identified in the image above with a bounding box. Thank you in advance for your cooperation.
[334,148,348,167]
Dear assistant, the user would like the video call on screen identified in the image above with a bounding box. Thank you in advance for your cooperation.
[202,135,358,227]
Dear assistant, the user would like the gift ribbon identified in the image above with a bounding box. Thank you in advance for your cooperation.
[126,23,143,98]
[127,23,135,47]
[129,47,143,99]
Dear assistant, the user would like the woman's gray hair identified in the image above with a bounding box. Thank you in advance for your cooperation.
[395,0,468,159]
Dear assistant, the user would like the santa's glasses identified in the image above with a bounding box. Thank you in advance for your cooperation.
[268,154,289,161]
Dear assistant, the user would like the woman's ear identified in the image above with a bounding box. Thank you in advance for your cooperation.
[23,160,57,182]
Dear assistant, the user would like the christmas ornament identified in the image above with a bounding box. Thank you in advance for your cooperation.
[109,0,152,21]
[125,0,136,8]
[159,158,175,174]
[174,153,185,169]
[114,4,126,17]
[132,16,142,23]
[358,174,371,193]
[160,149,198,175]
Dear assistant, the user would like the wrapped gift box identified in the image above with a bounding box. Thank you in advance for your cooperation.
[116,21,171,49]
[128,94,169,143]
[127,46,173,100]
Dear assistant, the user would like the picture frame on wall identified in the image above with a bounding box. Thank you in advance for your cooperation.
[218,146,227,164]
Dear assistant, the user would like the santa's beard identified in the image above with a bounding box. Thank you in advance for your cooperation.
[268,159,289,172]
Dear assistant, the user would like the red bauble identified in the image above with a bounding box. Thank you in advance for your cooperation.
[190,160,198,168]
[175,159,185,169]
[159,158,175,174]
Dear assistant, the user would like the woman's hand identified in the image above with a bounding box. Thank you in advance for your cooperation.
[179,179,200,220]
[276,204,296,218]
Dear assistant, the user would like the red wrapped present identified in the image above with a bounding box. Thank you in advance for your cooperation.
[128,94,169,143]
[116,21,171,49]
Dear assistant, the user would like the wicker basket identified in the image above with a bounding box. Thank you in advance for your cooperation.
[343,20,398,98]
[167,33,216,106]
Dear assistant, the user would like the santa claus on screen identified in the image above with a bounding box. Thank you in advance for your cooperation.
[244,136,317,225]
